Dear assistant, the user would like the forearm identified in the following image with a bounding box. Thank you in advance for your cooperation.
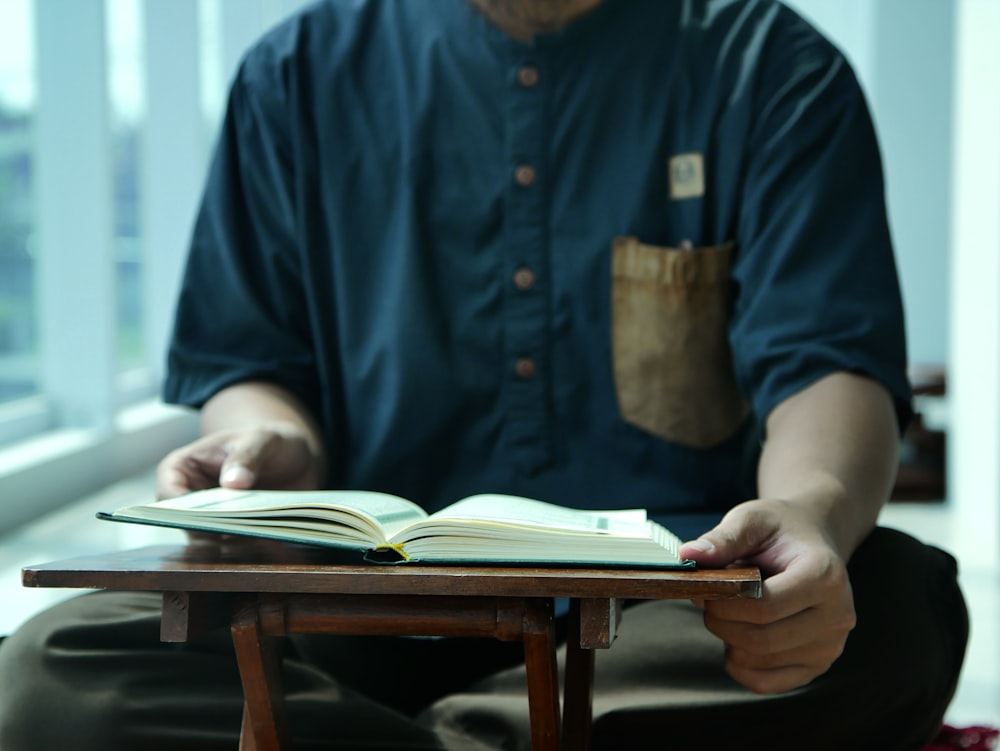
[201,380,327,479]
[758,371,901,560]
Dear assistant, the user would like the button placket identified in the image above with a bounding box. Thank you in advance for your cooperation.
[515,357,537,379]
[514,164,537,187]
[517,65,540,88]
[501,53,552,471]
[513,267,536,291]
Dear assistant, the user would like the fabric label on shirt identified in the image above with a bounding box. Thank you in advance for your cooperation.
[668,153,705,200]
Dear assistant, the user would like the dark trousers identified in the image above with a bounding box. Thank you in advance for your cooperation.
[0,527,968,750]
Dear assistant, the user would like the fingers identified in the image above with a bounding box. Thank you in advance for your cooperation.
[717,616,851,694]
[216,425,316,489]
[156,465,195,500]
[156,438,230,499]
[155,430,259,499]
[155,424,321,500]
[678,502,777,568]
[700,554,856,694]
[217,431,268,489]
[704,594,855,656]
[725,639,845,675]
[706,610,854,694]
[706,546,853,624]
[681,498,857,694]
[724,659,822,696]
[210,427,295,488]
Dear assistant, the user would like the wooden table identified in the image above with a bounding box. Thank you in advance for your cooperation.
[23,544,760,751]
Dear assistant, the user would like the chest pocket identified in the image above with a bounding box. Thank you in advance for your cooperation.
[611,236,749,448]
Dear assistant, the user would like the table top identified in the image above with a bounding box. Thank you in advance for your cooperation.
[23,544,761,601]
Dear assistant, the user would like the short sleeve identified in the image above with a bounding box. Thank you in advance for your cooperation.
[728,13,913,433]
[163,53,320,417]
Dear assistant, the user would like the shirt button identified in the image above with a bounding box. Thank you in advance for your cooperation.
[513,267,536,290]
[514,358,536,379]
[514,164,536,187]
[517,65,540,88]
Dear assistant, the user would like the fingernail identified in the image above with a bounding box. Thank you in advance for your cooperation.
[220,465,254,487]
[685,538,715,554]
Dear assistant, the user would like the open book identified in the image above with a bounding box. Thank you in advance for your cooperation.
[98,488,693,568]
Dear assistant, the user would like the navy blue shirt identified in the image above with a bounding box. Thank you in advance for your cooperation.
[165,0,911,530]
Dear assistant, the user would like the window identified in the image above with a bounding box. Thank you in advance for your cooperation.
[0,0,38,409]
[107,0,146,374]
[0,0,315,528]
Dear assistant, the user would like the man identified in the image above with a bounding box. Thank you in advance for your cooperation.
[0,1,967,749]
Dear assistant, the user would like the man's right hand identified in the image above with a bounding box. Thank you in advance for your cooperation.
[156,380,327,500]
[155,421,323,499]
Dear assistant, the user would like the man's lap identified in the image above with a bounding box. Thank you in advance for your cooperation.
[0,527,966,751]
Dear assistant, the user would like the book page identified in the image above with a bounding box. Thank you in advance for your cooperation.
[399,520,683,565]
[405,494,651,540]
[114,488,428,543]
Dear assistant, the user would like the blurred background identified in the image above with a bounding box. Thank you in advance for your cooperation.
[0,0,997,727]
[0,0,314,521]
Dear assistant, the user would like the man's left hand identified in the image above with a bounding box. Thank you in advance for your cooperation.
[679,498,857,694]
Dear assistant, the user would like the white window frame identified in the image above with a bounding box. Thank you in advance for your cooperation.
[0,0,319,531]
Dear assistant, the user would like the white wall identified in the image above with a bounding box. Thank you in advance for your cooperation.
[785,0,954,368]
[786,0,1000,567]
[948,0,1000,571]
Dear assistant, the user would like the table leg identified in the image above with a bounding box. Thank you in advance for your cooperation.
[562,599,595,751]
[522,598,560,751]
[239,705,259,751]
[231,597,291,751]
